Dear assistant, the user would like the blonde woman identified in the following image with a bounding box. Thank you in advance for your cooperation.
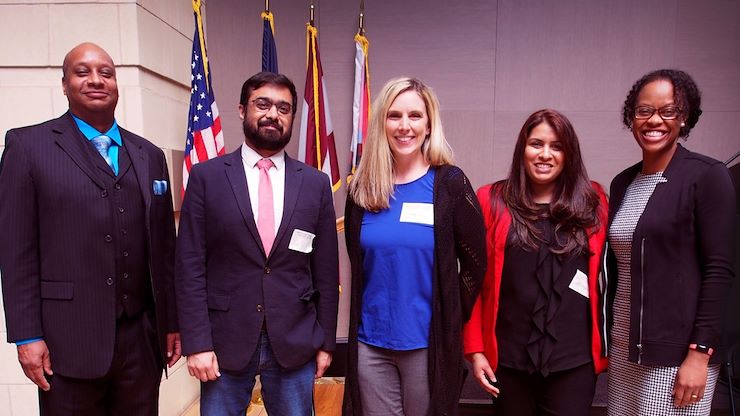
[342,77,486,416]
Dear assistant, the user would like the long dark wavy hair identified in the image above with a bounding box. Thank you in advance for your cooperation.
[493,109,600,256]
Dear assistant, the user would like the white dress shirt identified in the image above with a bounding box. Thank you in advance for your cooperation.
[241,143,285,235]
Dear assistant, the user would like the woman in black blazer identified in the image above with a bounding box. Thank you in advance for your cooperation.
[606,69,736,415]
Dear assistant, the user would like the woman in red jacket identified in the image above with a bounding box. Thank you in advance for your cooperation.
[463,109,608,416]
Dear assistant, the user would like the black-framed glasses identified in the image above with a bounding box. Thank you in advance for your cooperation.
[251,98,292,115]
[634,105,681,120]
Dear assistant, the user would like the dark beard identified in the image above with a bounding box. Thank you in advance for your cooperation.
[243,118,291,152]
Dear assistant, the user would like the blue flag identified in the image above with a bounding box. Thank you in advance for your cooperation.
[261,11,278,73]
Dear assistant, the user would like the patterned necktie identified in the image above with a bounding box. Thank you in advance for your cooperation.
[91,135,114,171]
[256,158,276,255]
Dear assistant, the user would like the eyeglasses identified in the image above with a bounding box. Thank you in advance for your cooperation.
[250,98,292,115]
[634,105,681,120]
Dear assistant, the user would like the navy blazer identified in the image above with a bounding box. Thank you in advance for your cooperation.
[175,148,339,371]
[0,112,178,379]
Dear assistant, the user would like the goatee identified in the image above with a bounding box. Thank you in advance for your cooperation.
[243,118,291,152]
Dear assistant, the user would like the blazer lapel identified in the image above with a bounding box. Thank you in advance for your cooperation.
[53,113,106,190]
[224,150,264,254]
[125,132,152,211]
[272,155,304,255]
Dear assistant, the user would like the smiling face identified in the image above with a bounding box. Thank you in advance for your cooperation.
[239,84,294,157]
[631,80,682,172]
[62,43,118,124]
[523,121,565,202]
[384,90,430,164]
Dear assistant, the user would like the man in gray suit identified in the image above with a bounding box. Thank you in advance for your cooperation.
[0,42,180,415]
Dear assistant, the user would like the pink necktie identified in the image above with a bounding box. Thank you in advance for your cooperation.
[256,158,275,255]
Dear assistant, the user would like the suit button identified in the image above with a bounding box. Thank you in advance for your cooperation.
[122,294,128,301]
[123,251,129,257]
[115,184,122,190]
[264,267,271,274]
[106,277,113,285]
[118,207,125,213]
[123,273,129,279]
[121,229,127,235]
[256,304,264,312]
[101,190,108,198]
[104,234,113,242]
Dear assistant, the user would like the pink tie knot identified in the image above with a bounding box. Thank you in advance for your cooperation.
[257,158,274,171]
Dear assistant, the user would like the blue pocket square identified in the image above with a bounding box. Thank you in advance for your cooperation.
[153,180,168,195]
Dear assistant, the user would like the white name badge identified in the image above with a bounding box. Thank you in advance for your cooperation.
[399,203,434,225]
[569,269,589,299]
[288,229,315,253]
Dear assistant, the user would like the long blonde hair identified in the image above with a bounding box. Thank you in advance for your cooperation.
[349,77,454,211]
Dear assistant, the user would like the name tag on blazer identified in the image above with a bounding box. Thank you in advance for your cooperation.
[399,203,434,225]
[152,180,168,196]
[569,269,589,298]
[289,229,315,253]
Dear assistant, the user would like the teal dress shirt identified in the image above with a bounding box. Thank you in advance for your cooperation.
[72,114,122,175]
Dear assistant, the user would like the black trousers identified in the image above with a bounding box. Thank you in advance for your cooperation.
[494,363,596,416]
[39,310,162,416]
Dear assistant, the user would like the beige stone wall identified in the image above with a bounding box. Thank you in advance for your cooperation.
[0,1,199,414]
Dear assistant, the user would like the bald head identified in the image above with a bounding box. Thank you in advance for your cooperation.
[61,42,118,131]
[62,42,114,80]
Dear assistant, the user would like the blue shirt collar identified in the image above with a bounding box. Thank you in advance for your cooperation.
[71,114,122,146]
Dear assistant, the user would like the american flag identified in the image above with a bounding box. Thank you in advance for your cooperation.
[182,12,225,199]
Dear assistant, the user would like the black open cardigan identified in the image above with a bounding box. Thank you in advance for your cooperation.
[343,165,487,416]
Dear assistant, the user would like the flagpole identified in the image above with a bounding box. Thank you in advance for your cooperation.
[308,1,321,169]
[358,0,365,35]
[192,0,209,91]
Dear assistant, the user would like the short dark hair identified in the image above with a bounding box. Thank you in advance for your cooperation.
[622,69,702,138]
[239,72,297,115]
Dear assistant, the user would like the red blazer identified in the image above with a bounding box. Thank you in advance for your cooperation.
[463,181,609,374]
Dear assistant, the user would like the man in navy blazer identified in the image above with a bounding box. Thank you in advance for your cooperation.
[176,72,339,415]
[0,43,180,414]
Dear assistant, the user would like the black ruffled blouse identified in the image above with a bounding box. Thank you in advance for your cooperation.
[496,208,592,376]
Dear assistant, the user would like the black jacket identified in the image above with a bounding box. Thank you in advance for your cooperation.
[0,113,178,378]
[343,165,487,416]
[606,144,736,366]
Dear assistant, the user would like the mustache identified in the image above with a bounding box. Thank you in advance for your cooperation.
[258,119,282,132]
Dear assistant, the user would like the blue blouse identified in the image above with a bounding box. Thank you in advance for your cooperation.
[359,168,435,350]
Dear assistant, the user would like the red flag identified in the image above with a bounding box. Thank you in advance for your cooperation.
[298,24,341,192]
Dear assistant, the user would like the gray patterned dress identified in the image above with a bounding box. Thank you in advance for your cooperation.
[607,172,719,416]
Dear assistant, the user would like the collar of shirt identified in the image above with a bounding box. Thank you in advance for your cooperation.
[71,114,122,146]
[240,142,285,171]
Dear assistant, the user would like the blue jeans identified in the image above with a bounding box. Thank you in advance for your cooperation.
[200,331,316,416]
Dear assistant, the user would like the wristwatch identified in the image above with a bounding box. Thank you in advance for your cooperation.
[689,343,714,356]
